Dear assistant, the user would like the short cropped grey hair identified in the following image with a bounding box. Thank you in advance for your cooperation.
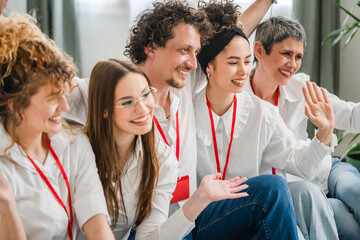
[254,16,306,62]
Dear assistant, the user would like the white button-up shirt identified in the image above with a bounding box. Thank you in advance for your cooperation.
[0,124,109,240]
[153,83,198,215]
[244,73,360,192]
[113,137,194,240]
[194,86,336,185]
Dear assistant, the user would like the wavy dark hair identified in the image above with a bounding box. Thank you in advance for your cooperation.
[198,0,243,34]
[125,0,212,64]
[86,59,159,228]
[0,13,76,159]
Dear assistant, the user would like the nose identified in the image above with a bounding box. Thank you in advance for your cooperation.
[134,99,148,113]
[186,51,197,70]
[237,62,248,76]
[287,57,297,68]
[59,94,70,112]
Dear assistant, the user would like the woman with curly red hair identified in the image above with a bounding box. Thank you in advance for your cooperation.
[0,13,114,240]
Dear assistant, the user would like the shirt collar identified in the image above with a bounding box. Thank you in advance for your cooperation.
[278,73,309,104]
[195,89,252,146]
[0,123,71,169]
[154,87,181,121]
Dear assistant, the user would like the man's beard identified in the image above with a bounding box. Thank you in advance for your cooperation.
[166,78,185,89]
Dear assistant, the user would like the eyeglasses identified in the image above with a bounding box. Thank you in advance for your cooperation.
[114,86,157,109]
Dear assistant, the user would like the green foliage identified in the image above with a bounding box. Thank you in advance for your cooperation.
[323,1,360,49]
[339,132,360,161]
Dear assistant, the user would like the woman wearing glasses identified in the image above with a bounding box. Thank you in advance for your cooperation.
[85,59,249,240]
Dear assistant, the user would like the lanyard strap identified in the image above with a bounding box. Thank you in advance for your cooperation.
[154,111,180,161]
[26,137,73,240]
[206,95,237,180]
[250,79,278,175]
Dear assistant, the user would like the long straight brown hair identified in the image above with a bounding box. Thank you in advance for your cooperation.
[85,59,159,228]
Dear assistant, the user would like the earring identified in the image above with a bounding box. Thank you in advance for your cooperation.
[207,72,211,79]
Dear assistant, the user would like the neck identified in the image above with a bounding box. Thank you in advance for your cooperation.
[114,133,136,169]
[139,62,171,116]
[252,67,279,105]
[15,124,48,165]
[206,84,234,116]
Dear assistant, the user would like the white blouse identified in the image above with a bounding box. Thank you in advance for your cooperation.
[113,137,194,240]
[0,124,109,240]
[244,73,360,192]
[64,76,199,216]
[193,87,336,185]
[153,83,198,215]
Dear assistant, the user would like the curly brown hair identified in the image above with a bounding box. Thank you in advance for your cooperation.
[198,0,243,34]
[0,13,76,153]
[124,0,212,64]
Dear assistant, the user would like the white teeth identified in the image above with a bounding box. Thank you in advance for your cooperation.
[280,70,291,75]
[177,69,188,74]
[132,115,148,123]
[50,116,61,121]
[232,80,245,84]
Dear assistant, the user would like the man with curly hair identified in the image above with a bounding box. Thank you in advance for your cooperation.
[123,1,300,239]
[66,0,300,239]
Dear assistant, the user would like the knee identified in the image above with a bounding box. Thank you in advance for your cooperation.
[289,181,329,208]
[247,175,291,199]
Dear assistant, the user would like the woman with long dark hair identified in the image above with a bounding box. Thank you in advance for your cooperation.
[86,59,249,239]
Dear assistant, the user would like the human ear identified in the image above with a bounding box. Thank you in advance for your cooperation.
[254,41,266,60]
[144,41,158,59]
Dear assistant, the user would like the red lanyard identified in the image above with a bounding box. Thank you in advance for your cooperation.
[206,95,237,180]
[250,79,278,175]
[154,111,180,160]
[26,137,73,240]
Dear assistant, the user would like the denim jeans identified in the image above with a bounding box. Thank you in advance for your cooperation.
[327,158,360,239]
[191,175,298,240]
[288,181,338,240]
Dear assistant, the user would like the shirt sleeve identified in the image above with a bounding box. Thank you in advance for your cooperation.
[135,142,195,240]
[327,90,360,133]
[72,134,110,229]
[262,112,336,181]
[62,76,89,126]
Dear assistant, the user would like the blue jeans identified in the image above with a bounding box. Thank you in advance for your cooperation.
[191,175,298,240]
[288,181,338,240]
[328,158,360,239]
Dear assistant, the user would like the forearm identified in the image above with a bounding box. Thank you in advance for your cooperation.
[182,188,211,222]
[0,204,26,240]
[83,214,114,240]
[238,0,273,37]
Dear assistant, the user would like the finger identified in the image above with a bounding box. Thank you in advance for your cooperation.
[321,87,330,103]
[228,176,241,183]
[213,172,222,180]
[231,184,249,193]
[302,85,313,108]
[230,177,248,187]
[306,81,318,104]
[228,192,249,199]
[304,105,312,118]
[312,82,324,102]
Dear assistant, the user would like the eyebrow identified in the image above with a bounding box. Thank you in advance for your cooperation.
[227,54,252,60]
[115,86,149,101]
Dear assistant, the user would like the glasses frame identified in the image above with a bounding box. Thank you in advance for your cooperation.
[113,86,157,109]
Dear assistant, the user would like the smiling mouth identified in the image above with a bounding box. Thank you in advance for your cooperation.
[131,115,149,123]
[279,69,292,76]
[232,79,246,85]
[49,116,62,121]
